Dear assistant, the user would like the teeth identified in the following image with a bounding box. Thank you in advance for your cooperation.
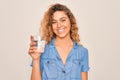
[58,29,64,33]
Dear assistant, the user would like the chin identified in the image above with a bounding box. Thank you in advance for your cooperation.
[56,34,68,39]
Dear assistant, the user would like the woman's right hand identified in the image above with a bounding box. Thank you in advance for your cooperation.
[28,35,46,61]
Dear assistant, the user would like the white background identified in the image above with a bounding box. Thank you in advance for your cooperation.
[0,0,120,80]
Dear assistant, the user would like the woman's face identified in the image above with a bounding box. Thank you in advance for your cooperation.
[51,11,71,39]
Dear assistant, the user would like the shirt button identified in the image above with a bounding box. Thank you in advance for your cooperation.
[47,61,50,64]
[62,70,66,74]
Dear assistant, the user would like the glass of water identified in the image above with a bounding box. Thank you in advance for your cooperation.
[32,35,46,52]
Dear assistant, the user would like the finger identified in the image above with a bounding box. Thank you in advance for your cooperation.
[29,46,37,50]
[29,50,34,53]
[35,50,43,54]
[28,50,35,54]
[30,35,34,41]
[30,42,37,46]
[29,49,42,55]
[28,47,37,54]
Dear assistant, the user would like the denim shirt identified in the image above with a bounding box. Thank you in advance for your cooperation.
[31,38,90,80]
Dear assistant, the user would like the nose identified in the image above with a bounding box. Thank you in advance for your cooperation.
[57,22,61,28]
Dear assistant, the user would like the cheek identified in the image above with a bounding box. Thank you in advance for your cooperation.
[65,20,71,28]
[66,23,71,30]
[52,26,57,33]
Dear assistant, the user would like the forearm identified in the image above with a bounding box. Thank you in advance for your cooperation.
[31,60,42,80]
[81,72,88,80]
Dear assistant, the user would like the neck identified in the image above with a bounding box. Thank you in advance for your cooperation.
[55,36,73,46]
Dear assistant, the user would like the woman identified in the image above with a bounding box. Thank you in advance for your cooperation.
[29,3,90,80]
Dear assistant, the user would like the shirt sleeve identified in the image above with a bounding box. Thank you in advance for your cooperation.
[40,55,44,71]
[30,55,43,72]
[81,48,90,72]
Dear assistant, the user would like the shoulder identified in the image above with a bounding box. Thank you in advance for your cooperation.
[77,44,89,57]
[76,43,88,52]
[74,42,88,54]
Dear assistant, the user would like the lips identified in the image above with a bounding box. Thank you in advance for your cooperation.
[57,28,64,33]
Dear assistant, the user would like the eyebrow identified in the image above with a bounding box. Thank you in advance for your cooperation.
[52,17,67,21]
[60,17,67,19]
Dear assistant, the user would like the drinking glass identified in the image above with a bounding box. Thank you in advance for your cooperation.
[32,35,46,51]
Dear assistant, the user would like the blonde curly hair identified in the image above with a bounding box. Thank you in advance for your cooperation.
[40,3,80,44]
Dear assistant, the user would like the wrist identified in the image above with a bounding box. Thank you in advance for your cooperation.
[33,59,40,66]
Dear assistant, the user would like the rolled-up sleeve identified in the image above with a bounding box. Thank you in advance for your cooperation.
[40,56,44,71]
[81,48,90,72]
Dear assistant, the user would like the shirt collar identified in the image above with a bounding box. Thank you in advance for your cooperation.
[49,38,78,49]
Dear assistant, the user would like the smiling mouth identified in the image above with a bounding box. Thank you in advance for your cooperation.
[57,28,65,33]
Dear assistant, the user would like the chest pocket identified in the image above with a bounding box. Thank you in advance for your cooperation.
[71,59,81,79]
[43,58,58,79]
